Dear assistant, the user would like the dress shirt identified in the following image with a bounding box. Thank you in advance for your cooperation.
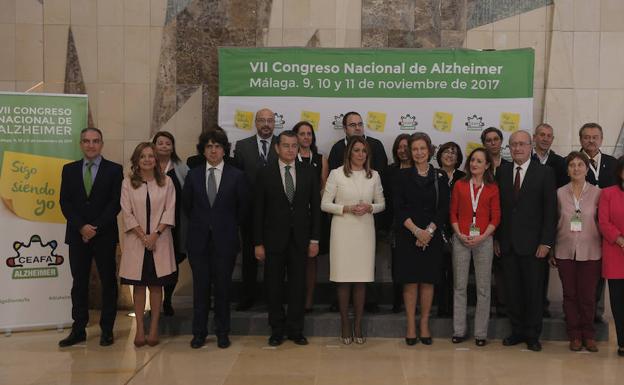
[82,155,102,184]
[278,159,296,194]
[532,149,550,165]
[206,160,224,191]
[582,149,602,180]
[256,135,271,159]
[513,158,531,187]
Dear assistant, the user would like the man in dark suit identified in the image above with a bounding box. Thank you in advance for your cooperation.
[254,131,321,346]
[183,129,248,349]
[579,122,617,323]
[233,108,278,310]
[327,111,387,313]
[531,123,568,319]
[58,127,123,347]
[495,130,557,352]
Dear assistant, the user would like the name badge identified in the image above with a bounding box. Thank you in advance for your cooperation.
[570,213,582,232]
[469,223,481,237]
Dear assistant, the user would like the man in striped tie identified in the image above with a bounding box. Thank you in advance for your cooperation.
[253,131,321,346]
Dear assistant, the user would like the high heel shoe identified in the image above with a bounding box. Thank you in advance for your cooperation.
[452,335,467,344]
[420,336,433,345]
[354,326,366,344]
[475,339,487,347]
[405,337,418,346]
[341,335,353,345]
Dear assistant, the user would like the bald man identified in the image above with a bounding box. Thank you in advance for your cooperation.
[233,108,278,310]
[495,130,557,352]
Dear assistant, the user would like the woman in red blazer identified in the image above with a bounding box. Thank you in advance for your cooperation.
[598,156,624,357]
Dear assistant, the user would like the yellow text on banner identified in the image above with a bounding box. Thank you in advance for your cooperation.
[433,112,453,132]
[465,141,483,156]
[0,151,69,224]
[500,112,520,132]
[234,110,254,130]
[300,111,321,130]
[366,111,387,133]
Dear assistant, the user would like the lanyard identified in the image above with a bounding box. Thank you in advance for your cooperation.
[297,153,312,164]
[588,159,600,180]
[469,179,485,224]
[572,182,587,213]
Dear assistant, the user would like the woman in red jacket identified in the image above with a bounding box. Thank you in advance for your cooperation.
[598,156,624,357]
[449,148,500,346]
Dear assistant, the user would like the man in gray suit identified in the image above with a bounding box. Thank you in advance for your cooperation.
[233,108,278,310]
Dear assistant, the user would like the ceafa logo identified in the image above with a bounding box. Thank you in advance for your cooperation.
[465,114,485,131]
[398,114,418,130]
[273,113,286,130]
[332,114,345,130]
[5,235,64,279]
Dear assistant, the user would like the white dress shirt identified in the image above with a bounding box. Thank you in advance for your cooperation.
[256,135,271,159]
[513,158,531,187]
[582,150,602,180]
[206,160,224,191]
[278,159,296,194]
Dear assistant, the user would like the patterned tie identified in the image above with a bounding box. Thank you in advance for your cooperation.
[207,167,217,206]
[513,166,522,199]
[261,140,268,163]
[284,165,294,203]
[590,158,597,170]
[84,161,93,196]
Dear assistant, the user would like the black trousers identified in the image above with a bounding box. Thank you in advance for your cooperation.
[240,220,258,303]
[608,279,624,347]
[68,240,118,333]
[501,250,547,341]
[265,231,306,336]
[189,234,235,337]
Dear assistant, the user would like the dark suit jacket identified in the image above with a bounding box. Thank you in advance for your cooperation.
[182,162,248,258]
[496,160,557,256]
[233,134,278,185]
[328,136,388,172]
[59,158,123,245]
[253,161,321,252]
[584,151,617,188]
[532,150,569,188]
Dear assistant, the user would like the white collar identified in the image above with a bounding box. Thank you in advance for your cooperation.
[278,159,295,169]
[513,158,531,170]
[206,160,224,172]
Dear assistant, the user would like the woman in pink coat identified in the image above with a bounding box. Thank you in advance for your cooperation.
[598,156,624,357]
[120,142,176,347]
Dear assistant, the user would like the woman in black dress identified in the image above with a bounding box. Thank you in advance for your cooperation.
[153,131,189,316]
[292,121,329,312]
[394,133,450,345]
[435,142,465,317]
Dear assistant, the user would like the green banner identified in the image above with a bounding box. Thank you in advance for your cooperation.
[219,48,534,99]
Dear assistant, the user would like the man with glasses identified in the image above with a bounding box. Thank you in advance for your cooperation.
[495,130,557,352]
[233,108,279,310]
[58,127,123,347]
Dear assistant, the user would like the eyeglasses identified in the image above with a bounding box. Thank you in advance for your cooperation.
[346,122,364,129]
[256,118,275,124]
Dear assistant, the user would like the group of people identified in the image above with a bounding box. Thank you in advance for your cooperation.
[56,110,624,357]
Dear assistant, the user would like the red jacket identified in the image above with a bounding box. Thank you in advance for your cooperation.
[598,185,624,279]
[450,179,500,236]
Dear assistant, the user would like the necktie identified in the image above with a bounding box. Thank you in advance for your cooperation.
[207,167,217,206]
[84,161,93,196]
[513,166,522,199]
[284,165,294,203]
[590,159,597,170]
[261,140,268,163]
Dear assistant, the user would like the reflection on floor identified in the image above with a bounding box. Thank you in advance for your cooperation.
[1,311,623,385]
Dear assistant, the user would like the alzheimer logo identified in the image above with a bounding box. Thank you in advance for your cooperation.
[5,234,64,279]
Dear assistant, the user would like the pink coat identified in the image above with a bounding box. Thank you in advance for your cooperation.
[598,185,624,279]
[119,176,176,281]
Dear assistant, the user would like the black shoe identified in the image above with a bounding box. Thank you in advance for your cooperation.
[59,330,86,347]
[268,334,283,346]
[475,339,487,347]
[526,340,542,352]
[452,335,467,344]
[217,335,231,349]
[163,302,174,317]
[502,334,525,346]
[288,335,309,345]
[190,335,206,349]
[405,337,419,346]
[99,331,114,347]
[328,302,339,312]
[364,302,380,314]
[420,337,433,345]
[236,299,254,311]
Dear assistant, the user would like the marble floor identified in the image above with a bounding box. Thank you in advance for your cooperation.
[1,311,623,385]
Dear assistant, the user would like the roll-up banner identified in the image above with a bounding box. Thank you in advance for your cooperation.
[0,92,87,331]
[218,47,534,162]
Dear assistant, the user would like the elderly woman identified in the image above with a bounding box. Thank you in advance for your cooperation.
[554,151,602,352]
[120,142,176,347]
[598,156,624,357]
[322,136,385,345]
[394,132,450,346]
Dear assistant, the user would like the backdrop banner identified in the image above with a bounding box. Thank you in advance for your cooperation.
[0,92,87,331]
[218,47,534,162]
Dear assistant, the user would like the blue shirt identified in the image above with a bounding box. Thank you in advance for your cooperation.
[82,155,102,184]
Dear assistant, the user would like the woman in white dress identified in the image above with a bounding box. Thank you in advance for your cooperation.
[321,136,385,344]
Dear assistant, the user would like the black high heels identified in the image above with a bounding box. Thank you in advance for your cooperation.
[405,337,419,346]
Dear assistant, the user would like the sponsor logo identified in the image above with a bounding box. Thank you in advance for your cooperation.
[273,113,286,130]
[465,114,485,131]
[5,235,64,279]
[332,114,345,130]
[398,114,418,130]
